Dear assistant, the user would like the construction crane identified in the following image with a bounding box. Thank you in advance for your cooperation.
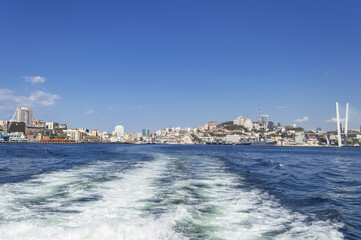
[10,107,18,122]
[3,107,19,137]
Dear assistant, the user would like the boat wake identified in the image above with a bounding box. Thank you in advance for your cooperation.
[0,150,343,239]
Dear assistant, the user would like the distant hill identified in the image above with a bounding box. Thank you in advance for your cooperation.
[285,126,304,132]
[217,121,244,131]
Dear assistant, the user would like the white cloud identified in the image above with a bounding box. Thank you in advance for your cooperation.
[85,110,95,114]
[28,91,60,106]
[277,106,288,109]
[326,117,345,123]
[295,116,309,123]
[0,88,60,109]
[23,76,46,83]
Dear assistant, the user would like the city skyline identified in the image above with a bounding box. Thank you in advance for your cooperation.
[1,1,361,133]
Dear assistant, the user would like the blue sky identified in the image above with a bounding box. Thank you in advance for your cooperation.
[0,0,360,132]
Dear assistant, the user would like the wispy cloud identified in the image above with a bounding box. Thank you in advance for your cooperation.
[326,117,345,123]
[23,76,46,84]
[0,88,60,109]
[277,106,288,109]
[85,110,95,114]
[295,116,309,123]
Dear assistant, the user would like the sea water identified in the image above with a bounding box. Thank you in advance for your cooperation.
[0,144,360,239]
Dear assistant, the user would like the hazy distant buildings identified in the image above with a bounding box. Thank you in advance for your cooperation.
[90,129,99,137]
[233,116,245,126]
[75,131,82,142]
[142,129,151,137]
[226,134,240,143]
[234,115,253,131]
[261,115,269,129]
[114,125,125,139]
[268,121,275,130]
[198,125,207,131]
[46,122,54,130]
[208,121,217,131]
[244,119,253,131]
[57,123,68,130]
[295,132,305,144]
[17,107,33,126]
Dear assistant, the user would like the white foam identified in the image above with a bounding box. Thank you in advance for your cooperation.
[0,154,186,240]
[0,152,344,240]
[174,156,344,240]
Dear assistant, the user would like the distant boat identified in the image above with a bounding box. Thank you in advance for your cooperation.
[251,140,277,146]
[236,142,251,145]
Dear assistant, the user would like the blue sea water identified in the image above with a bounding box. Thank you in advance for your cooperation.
[0,144,360,239]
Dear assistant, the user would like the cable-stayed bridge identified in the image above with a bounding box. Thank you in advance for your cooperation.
[335,102,361,147]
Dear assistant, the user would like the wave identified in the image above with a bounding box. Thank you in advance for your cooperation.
[0,150,344,239]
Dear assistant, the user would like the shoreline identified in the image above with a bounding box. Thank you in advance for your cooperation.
[0,141,350,147]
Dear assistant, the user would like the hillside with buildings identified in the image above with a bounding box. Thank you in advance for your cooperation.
[0,107,360,147]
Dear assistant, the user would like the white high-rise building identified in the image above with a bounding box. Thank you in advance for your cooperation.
[17,107,33,126]
[114,125,124,139]
[46,122,54,130]
[261,115,269,129]
[233,115,245,126]
[244,118,253,131]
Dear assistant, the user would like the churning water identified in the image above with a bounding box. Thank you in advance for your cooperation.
[0,144,360,239]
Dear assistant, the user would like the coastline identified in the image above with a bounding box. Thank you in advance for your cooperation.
[0,141,345,147]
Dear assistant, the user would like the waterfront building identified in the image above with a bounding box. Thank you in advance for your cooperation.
[114,125,125,138]
[142,129,151,137]
[77,128,88,133]
[295,132,305,144]
[25,126,45,139]
[31,119,46,128]
[90,129,99,137]
[253,122,260,129]
[57,123,68,130]
[261,115,269,129]
[17,107,33,126]
[64,129,83,142]
[225,134,241,144]
[268,121,275,130]
[8,122,26,133]
[46,122,54,130]
[179,129,186,136]
[75,130,82,142]
[244,119,253,131]
[198,126,207,131]
[8,132,27,141]
[0,121,8,131]
[209,121,217,131]
[233,116,245,126]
